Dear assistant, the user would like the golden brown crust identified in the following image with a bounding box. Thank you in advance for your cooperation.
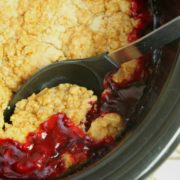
[0,0,136,90]
[88,113,125,141]
[1,84,97,142]
[112,59,140,84]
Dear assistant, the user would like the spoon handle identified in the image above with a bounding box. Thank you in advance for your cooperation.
[109,16,180,65]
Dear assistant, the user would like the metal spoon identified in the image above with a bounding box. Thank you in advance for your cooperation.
[4,16,180,121]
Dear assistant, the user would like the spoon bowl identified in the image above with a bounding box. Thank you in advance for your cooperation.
[4,54,117,121]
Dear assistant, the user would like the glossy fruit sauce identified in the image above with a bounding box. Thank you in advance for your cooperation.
[129,0,151,42]
[0,1,150,179]
[0,113,113,179]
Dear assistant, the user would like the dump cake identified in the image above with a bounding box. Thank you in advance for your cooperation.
[0,0,149,179]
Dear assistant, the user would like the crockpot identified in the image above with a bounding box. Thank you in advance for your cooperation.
[57,0,180,179]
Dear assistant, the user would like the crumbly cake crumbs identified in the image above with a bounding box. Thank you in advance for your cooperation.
[62,153,75,169]
[0,0,136,90]
[112,59,140,83]
[1,84,97,142]
[88,113,124,141]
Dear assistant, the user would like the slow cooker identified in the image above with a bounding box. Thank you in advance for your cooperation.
[60,0,180,179]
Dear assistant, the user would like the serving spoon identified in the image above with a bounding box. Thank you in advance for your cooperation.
[4,16,180,121]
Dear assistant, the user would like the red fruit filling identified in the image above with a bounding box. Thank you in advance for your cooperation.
[128,0,151,42]
[0,113,113,179]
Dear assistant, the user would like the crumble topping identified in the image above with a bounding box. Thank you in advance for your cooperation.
[113,59,139,83]
[88,113,124,141]
[1,84,97,142]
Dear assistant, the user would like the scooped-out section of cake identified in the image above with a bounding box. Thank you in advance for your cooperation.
[1,81,125,142]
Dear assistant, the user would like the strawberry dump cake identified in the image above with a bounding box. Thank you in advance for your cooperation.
[0,0,150,179]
